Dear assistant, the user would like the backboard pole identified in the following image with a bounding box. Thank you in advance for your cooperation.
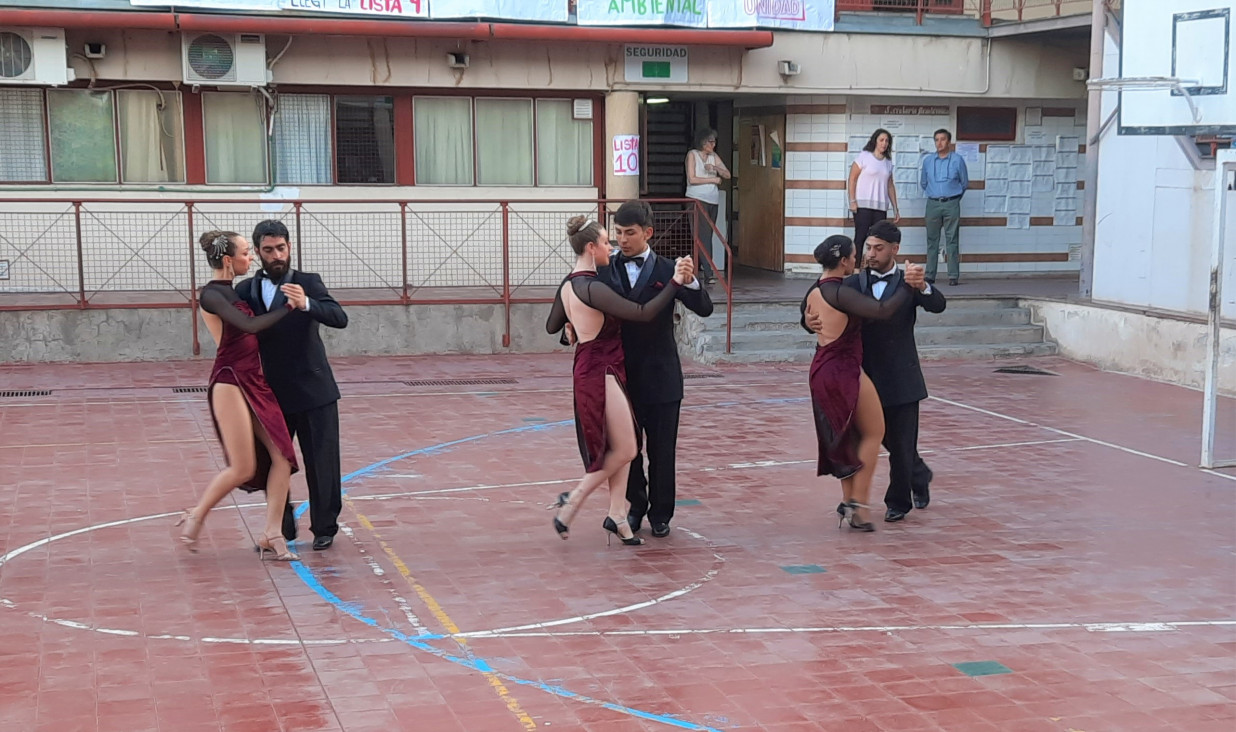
[1079,0,1107,299]
[1201,149,1235,470]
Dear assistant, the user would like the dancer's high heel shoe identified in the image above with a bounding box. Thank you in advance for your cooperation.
[257,533,299,561]
[174,510,202,552]
[548,491,572,539]
[602,516,644,546]
[839,501,875,532]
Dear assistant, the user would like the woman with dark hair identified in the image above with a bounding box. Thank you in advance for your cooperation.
[176,230,303,561]
[685,128,729,285]
[544,216,691,545]
[800,235,911,531]
[848,128,900,249]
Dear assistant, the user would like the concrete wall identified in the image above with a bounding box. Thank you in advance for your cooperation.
[55,28,1085,99]
[1027,299,1236,394]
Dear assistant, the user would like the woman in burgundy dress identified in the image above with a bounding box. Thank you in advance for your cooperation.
[545,216,690,546]
[800,235,910,531]
[176,231,303,561]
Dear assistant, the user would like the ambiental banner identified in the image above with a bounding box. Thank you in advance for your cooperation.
[577,0,708,28]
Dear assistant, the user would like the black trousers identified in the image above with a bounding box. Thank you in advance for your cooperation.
[854,207,887,250]
[692,202,718,280]
[881,400,932,513]
[626,399,681,525]
[281,400,343,539]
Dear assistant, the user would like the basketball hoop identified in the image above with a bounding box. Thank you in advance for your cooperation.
[1087,76,1203,123]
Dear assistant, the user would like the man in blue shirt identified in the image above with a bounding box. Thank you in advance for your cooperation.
[919,128,969,285]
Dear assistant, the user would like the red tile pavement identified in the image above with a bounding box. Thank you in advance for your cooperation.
[0,354,1233,732]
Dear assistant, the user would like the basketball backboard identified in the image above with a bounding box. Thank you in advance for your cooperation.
[1118,0,1236,135]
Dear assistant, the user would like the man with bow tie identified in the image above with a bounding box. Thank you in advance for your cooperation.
[845,220,945,522]
[601,200,713,538]
[236,220,348,551]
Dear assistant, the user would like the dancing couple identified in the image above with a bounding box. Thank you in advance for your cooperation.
[546,201,712,545]
[178,221,348,559]
[801,220,944,530]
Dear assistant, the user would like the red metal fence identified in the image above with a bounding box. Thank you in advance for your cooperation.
[0,197,733,355]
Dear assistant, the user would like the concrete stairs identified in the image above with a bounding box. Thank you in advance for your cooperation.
[690,297,1057,364]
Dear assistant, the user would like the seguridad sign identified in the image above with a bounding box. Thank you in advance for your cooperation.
[623,45,689,83]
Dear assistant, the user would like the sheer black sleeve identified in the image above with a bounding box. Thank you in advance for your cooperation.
[816,279,910,321]
[546,285,569,335]
[572,276,681,323]
[199,285,290,334]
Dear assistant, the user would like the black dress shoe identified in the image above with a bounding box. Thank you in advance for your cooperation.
[836,502,847,518]
[650,522,671,538]
[627,513,643,533]
[884,509,908,522]
[913,490,930,510]
[312,535,334,551]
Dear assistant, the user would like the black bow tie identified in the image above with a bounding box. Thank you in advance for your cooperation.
[870,271,897,283]
[624,254,648,266]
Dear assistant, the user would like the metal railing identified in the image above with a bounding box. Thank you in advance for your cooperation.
[0,197,733,356]
[836,0,1091,25]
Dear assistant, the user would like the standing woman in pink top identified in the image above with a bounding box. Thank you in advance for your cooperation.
[848,129,900,248]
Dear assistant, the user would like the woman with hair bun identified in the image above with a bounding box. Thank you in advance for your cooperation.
[544,216,691,546]
[176,230,305,561]
[800,234,911,532]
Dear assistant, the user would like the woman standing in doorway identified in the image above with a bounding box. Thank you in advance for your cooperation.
[685,128,730,285]
[848,129,900,248]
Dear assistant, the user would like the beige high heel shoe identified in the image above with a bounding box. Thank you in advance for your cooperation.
[257,534,299,561]
[174,510,202,551]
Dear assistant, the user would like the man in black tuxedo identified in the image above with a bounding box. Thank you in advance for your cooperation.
[601,200,713,538]
[842,220,945,522]
[237,220,348,550]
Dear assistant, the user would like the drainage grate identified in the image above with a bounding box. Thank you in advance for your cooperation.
[683,373,723,380]
[403,378,518,387]
[0,390,51,398]
[994,365,1058,376]
[172,386,209,393]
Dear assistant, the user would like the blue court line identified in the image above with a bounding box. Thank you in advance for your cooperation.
[287,395,811,730]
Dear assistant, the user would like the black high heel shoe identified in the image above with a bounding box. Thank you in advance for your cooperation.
[839,501,875,532]
[548,491,572,539]
[602,516,644,546]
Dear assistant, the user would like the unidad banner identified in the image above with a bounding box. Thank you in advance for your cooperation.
[707,0,834,31]
[431,0,567,21]
[577,0,708,28]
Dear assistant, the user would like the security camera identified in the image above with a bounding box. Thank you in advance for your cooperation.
[447,51,469,69]
[84,42,106,59]
[778,60,801,77]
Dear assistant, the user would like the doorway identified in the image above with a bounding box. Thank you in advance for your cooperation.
[736,112,785,272]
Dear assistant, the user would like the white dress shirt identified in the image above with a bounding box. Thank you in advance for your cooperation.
[618,247,701,290]
[870,265,930,299]
[261,273,310,311]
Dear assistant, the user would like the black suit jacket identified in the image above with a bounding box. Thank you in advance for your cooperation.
[236,270,348,415]
[843,270,946,407]
[599,252,713,405]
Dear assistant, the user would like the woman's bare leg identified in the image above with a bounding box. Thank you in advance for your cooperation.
[847,372,886,524]
[184,385,257,543]
[250,417,292,542]
[601,376,639,539]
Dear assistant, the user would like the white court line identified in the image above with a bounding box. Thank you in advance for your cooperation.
[450,619,1236,640]
[929,395,1236,482]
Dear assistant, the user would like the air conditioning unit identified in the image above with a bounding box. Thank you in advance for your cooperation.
[0,28,72,85]
[181,32,268,86]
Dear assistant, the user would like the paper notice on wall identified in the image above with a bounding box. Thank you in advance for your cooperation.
[986,178,1009,196]
[1053,213,1077,226]
[1032,161,1054,177]
[1006,196,1032,215]
[1009,163,1033,182]
[1025,128,1049,145]
[1033,146,1055,161]
[1033,175,1054,193]
[1055,166,1077,183]
[1008,180,1032,197]
[769,131,783,169]
[849,135,868,152]
[986,146,1011,163]
[955,142,980,168]
[1057,135,1080,152]
[894,167,919,183]
[1056,151,1079,168]
[612,134,640,176]
[1006,214,1030,229]
[1026,107,1043,126]
[984,195,1007,214]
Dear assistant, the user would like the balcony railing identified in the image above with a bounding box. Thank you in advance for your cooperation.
[0,197,733,356]
[836,0,1093,26]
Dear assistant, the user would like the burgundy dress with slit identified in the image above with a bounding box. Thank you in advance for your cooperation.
[547,270,683,473]
[801,275,911,480]
[807,277,865,479]
[201,280,299,492]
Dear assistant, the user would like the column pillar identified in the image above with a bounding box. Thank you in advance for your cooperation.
[604,90,640,201]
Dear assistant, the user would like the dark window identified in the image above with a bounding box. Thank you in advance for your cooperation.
[334,95,395,185]
[956,107,1018,142]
